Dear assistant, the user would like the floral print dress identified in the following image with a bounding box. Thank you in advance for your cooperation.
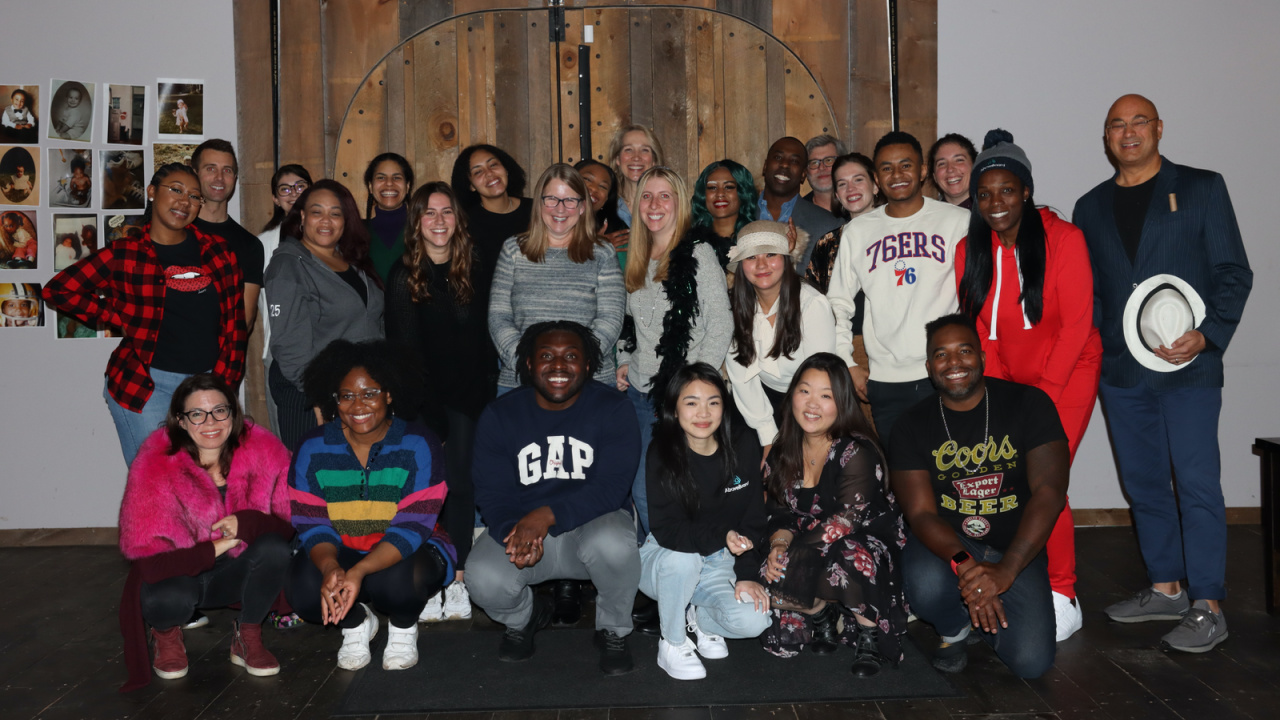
[760,433,910,661]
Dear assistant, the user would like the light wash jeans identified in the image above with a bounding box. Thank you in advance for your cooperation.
[626,385,655,537]
[104,368,191,466]
[638,535,771,644]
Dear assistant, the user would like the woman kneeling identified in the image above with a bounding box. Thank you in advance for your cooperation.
[761,353,909,677]
[640,363,772,680]
[287,339,455,671]
[118,373,294,690]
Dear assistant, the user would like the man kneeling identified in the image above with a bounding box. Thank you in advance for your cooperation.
[469,321,642,675]
[890,314,1068,679]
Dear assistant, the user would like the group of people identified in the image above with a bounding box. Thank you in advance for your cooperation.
[41,92,1251,691]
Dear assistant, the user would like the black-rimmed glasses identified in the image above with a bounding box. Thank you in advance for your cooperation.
[541,195,583,210]
[276,180,310,197]
[182,405,231,425]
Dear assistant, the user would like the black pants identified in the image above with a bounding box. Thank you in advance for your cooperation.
[287,544,448,629]
[140,532,292,630]
[442,407,476,571]
[270,361,318,452]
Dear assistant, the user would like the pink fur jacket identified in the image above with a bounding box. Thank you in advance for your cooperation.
[118,422,292,561]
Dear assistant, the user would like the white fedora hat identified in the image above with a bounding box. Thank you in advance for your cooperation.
[1122,274,1206,372]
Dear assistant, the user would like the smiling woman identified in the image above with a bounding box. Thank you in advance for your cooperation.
[364,153,415,284]
[42,162,248,466]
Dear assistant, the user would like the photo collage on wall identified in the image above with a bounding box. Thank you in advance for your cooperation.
[0,76,208,334]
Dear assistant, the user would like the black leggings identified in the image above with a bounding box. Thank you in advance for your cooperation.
[442,407,476,570]
[287,544,448,629]
[140,532,292,630]
[270,361,318,453]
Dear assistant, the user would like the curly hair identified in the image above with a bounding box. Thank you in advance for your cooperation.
[690,159,758,237]
[302,339,425,423]
[513,320,602,387]
[450,144,527,209]
[403,182,475,304]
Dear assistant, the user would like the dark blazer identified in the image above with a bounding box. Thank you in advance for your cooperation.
[791,196,843,273]
[1072,156,1251,390]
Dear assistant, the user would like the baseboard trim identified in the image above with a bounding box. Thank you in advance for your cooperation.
[0,508,1265,546]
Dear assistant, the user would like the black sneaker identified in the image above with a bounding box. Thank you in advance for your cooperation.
[932,630,980,673]
[551,579,583,626]
[498,594,553,662]
[593,629,635,675]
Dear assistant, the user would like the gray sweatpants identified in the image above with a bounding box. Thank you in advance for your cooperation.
[467,509,640,636]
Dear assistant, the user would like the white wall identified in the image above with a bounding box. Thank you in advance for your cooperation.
[0,1,238,529]
[938,0,1280,509]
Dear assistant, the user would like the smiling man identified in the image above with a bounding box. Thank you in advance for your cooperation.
[468,320,642,675]
[192,139,265,332]
[1073,94,1252,653]
[826,132,970,447]
[758,136,841,272]
[891,313,1068,679]
[802,134,848,214]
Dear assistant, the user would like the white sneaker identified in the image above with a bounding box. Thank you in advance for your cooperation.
[382,622,419,670]
[686,605,728,659]
[419,590,445,623]
[657,637,706,680]
[443,580,472,620]
[337,603,379,670]
[1053,591,1083,642]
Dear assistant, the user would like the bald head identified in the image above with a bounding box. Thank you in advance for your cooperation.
[1105,93,1163,176]
[1106,94,1159,126]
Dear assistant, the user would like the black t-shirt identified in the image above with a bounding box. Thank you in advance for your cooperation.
[149,232,222,374]
[1113,175,1158,264]
[889,378,1066,552]
[466,197,534,281]
[336,266,368,306]
[195,216,265,286]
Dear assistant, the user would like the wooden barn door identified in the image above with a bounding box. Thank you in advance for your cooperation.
[332,6,839,207]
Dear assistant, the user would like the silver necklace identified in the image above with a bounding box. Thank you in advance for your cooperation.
[637,283,664,328]
[939,390,989,474]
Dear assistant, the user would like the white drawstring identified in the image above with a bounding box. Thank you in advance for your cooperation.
[988,243,1032,341]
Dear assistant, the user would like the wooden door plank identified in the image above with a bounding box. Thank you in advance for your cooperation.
[278,0,326,176]
[525,10,553,179]
[332,64,389,211]
[412,25,461,187]
[557,9,585,165]
[385,46,408,158]
[587,7,631,163]
[494,11,532,173]
[850,0,893,154]
[772,0,848,143]
[783,50,838,149]
[649,7,691,182]
[720,16,769,188]
[627,8,654,130]
[692,9,723,176]
[897,0,938,152]
[321,0,399,177]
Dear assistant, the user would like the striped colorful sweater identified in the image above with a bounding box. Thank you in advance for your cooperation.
[289,417,456,568]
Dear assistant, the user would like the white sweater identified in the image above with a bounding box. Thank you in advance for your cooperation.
[725,282,836,446]
[827,197,968,382]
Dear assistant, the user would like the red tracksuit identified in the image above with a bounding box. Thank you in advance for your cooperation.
[955,208,1102,598]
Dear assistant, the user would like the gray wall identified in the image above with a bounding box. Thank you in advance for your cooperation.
[2,1,1277,529]
[0,1,238,529]
[937,0,1279,509]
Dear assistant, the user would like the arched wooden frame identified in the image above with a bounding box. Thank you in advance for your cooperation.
[331,8,841,213]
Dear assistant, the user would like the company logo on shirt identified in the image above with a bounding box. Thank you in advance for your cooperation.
[724,475,750,493]
[164,265,211,293]
[866,232,948,274]
[932,438,1022,520]
[518,435,594,485]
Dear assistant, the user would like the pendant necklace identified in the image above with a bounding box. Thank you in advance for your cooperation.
[939,390,989,475]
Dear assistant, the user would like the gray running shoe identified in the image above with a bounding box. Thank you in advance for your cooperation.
[1104,588,1190,623]
[1160,600,1228,653]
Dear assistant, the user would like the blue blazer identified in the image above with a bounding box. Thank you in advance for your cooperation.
[1072,157,1252,390]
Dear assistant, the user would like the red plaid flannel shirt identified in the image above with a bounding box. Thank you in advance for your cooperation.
[43,224,247,412]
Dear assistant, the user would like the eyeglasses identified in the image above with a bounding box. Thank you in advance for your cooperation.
[276,180,310,197]
[1105,117,1158,134]
[807,156,837,170]
[160,184,204,204]
[182,405,231,425]
[541,195,583,210]
[333,388,384,405]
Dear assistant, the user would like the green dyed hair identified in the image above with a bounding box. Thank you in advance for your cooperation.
[690,159,758,237]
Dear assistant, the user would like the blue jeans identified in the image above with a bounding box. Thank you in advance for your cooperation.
[104,368,191,466]
[639,536,771,644]
[626,385,655,537]
[903,535,1054,679]
[1098,382,1225,599]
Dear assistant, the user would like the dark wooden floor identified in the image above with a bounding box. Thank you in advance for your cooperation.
[4,526,1278,719]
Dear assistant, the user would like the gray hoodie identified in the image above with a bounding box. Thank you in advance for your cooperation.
[264,238,384,388]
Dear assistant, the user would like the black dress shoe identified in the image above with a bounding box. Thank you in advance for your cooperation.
[498,594,553,662]
[631,598,660,636]
[593,629,635,675]
[551,579,583,626]
[809,603,840,655]
[850,623,885,677]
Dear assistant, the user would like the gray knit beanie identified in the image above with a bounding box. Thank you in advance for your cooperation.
[970,129,1034,200]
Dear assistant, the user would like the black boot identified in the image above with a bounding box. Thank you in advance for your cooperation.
[809,603,840,655]
[551,580,583,626]
[631,595,660,636]
[850,622,885,677]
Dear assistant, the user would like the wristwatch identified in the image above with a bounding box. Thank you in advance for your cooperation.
[950,550,972,575]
